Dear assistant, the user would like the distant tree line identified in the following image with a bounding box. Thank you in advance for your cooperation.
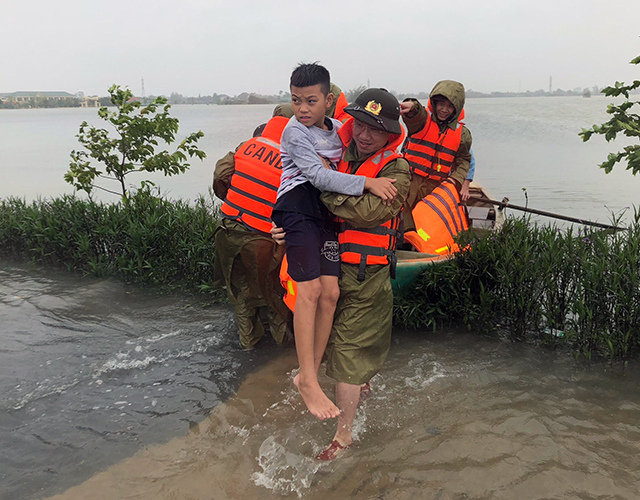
[0,97,82,109]
[5,84,637,111]
[345,84,622,102]
[165,91,291,105]
[464,86,604,99]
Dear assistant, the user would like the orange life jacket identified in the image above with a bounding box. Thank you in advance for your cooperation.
[279,254,297,313]
[333,92,350,123]
[335,118,405,281]
[403,104,464,181]
[220,116,289,234]
[279,118,406,310]
[403,180,469,255]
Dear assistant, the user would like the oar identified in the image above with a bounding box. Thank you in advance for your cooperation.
[467,196,629,232]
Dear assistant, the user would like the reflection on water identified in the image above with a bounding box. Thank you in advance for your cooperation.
[0,261,282,500]
[46,333,640,500]
[0,104,278,203]
[462,96,637,225]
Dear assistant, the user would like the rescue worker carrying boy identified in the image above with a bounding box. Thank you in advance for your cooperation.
[318,88,410,459]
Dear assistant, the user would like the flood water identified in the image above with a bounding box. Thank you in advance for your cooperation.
[1,96,638,224]
[4,258,640,499]
[2,97,640,499]
[42,334,640,500]
[0,261,282,499]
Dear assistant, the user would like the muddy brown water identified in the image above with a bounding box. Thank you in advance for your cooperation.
[44,333,640,500]
[3,97,640,499]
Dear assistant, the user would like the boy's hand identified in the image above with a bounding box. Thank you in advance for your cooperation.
[399,101,415,115]
[364,177,398,206]
[271,222,286,246]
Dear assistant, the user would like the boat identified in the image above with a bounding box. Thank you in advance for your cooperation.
[392,182,504,294]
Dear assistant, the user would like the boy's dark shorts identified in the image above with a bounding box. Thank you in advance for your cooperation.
[272,210,340,282]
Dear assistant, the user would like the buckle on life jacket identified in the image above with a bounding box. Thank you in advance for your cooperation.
[389,252,397,280]
[358,254,367,282]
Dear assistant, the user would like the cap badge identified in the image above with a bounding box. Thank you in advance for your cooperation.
[365,100,382,116]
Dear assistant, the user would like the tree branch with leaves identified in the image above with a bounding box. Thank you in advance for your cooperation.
[580,54,640,176]
[66,84,206,197]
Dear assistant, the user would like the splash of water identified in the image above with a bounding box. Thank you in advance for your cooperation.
[251,435,323,498]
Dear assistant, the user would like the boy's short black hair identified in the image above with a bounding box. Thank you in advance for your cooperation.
[290,62,330,96]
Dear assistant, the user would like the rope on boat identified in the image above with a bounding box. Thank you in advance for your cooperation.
[467,196,629,232]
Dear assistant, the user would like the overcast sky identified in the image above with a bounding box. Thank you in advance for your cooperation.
[1,0,638,97]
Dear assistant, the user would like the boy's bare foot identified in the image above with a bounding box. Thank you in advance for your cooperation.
[293,373,340,420]
[316,439,352,461]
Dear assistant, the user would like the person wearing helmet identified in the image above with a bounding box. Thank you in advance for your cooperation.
[316,88,410,460]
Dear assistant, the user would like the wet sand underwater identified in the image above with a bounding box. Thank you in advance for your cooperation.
[47,332,640,500]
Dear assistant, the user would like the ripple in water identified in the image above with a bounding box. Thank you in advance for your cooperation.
[43,333,640,500]
[0,262,282,500]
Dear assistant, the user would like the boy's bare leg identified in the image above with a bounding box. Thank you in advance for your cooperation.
[312,275,340,372]
[293,274,338,384]
[293,278,340,420]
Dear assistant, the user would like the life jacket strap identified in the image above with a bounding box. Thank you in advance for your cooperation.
[340,242,397,282]
[233,170,279,192]
[226,184,276,208]
[389,252,397,280]
[339,222,401,237]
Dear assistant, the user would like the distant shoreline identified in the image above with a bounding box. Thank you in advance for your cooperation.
[0,92,618,111]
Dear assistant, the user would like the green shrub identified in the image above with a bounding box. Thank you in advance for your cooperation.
[66,84,205,197]
[3,191,640,360]
[0,189,222,296]
[394,213,640,360]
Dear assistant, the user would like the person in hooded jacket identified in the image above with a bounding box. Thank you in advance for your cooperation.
[399,80,472,232]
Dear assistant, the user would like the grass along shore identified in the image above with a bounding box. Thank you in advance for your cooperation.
[1,192,639,361]
[394,215,640,361]
[0,190,221,297]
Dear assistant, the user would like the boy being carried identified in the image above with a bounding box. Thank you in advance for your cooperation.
[271,63,396,420]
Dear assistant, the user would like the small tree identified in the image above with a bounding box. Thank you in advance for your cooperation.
[66,84,206,197]
[580,54,640,175]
